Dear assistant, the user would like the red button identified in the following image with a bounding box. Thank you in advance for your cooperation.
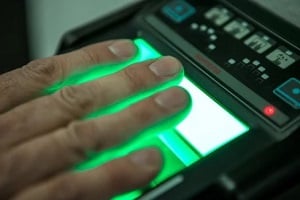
[263,105,276,117]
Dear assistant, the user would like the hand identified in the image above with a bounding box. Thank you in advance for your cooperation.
[0,39,189,200]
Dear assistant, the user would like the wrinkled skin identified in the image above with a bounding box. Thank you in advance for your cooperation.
[0,39,189,200]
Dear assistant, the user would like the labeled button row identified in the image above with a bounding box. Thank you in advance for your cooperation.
[205,5,300,70]
[226,58,270,83]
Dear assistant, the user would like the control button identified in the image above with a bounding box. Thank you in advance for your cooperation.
[190,23,199,30]
[199,24,208,32]
[266,46,299,69]
[274,78,300,109]
[224,19,254,39]
[258,66,266,72]
[252,60,260,66]
[228,58,236,65]
[162,0,196,23]
[204,6,233,26]
[263,105,276,117]
[208,44,216,51]
[244,32,276,54]
[210,35,218,41]
[242,58,250,64]
[261,73,270,80]
[207,28,215,34]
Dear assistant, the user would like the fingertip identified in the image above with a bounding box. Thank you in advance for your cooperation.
[129,148,163,173]
[155,86,189,111]
[149,56,182,78]
[108,39,137,60]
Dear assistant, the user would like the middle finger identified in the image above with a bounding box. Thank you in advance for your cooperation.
[0,56,182,150]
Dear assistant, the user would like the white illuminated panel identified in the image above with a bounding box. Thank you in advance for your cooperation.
[177,78,249,156]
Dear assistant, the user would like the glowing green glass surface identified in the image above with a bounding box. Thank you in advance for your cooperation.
[45,38,249,200]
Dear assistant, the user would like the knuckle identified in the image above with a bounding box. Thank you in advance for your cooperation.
[55,122,87,162]
[66,121,103,152]
[0,155,9,192]
[22,58,63,86]
[122,66,147,92]
[80,47,99,64]
[54,85,93,116]
[50,177,82,200]
[0,73,16,95]
[0,116,9,138]
[0,154,19,197]
[101,158,152,191]
[129,104,156,125]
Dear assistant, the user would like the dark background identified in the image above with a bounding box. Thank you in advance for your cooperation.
[0,0,29,74]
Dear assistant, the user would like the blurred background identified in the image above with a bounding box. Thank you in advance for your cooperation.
[0,0,136,73]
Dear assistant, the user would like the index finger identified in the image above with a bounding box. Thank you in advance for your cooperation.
[0,39,136,113]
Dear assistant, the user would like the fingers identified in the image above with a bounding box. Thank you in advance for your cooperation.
[0,87,188,197]
[12,149,162,200]
[0,39,136,113]
[0,56,182,150]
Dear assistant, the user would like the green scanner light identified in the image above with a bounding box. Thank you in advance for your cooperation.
[45,39,249,200]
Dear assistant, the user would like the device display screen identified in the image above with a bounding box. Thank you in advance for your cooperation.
[45,39,250,200]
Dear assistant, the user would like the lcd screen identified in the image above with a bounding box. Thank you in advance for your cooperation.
[45,39,250,200]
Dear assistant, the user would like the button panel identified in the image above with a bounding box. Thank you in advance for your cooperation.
[156,1,300,126]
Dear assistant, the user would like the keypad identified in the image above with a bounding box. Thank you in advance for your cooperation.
[156,0,300,124]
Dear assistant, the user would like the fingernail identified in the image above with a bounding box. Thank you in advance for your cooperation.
[130,149,162,170]
[155,88,188,109]
[108,40,136,59]
[149,56,182,77]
